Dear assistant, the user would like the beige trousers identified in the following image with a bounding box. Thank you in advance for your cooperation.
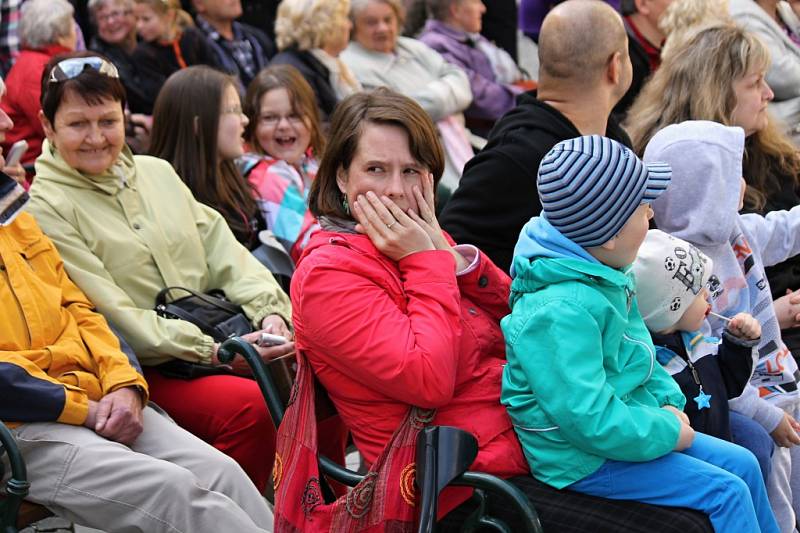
[9,406,273,533]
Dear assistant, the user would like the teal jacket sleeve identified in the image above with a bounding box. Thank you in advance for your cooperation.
[506,298,681,461]
[644,361,687,410]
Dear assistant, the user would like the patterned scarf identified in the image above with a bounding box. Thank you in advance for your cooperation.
[273,352,433,532]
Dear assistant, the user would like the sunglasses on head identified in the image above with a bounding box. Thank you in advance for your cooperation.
[48,57,120,84]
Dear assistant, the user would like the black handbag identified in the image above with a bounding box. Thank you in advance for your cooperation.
[155,286,253,342]
[154,286,253,379]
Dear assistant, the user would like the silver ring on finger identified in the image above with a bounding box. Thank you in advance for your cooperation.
[386,221,397,229]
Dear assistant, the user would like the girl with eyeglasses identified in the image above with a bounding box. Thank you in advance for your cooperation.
[240,65,325,262]
[130,0,220,114]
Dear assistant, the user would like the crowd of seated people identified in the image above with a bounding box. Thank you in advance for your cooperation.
[6,0,800,531]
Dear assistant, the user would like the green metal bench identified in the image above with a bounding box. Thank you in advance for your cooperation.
[218,337,544,533]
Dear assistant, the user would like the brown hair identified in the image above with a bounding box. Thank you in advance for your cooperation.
[626,24,800,211]
[309,87,444,219]
[243,64,325,158]
[149,66,259,245]
[41,51,127,124]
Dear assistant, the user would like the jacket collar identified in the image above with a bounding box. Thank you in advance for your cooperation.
[422,19,475,45]
[34,139,137,196]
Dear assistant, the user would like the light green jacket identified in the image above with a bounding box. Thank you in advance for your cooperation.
[27,140,291,366]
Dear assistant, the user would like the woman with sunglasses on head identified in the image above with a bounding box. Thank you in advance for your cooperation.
[239,65,325,262]
[26,51,294,495]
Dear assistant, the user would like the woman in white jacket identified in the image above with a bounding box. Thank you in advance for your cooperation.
[341,0,473,196]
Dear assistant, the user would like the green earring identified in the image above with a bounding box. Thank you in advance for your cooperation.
[342,195,350,215]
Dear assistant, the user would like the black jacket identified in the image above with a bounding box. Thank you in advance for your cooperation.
[440,91,632,273]
[270,48,337,120]
[89,37,150,115]
[612,22,651,123]
[650,330,756,441]
[131,27,221,114]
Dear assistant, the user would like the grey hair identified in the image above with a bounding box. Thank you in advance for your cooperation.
[425,0,457,21]
[20,0,74,49]
[87,0,133,22]
[350,0,405,23]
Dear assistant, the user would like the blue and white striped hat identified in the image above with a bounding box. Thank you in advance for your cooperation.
[537,135,672,247]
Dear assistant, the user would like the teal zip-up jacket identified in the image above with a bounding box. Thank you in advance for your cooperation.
[501,216,686,489]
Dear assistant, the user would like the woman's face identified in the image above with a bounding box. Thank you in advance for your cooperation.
[217,83,249,161]
[323,14,353,57]
[336,122,426,215]
[352,1,397,54]
[731,67,774,136]
[255,87,311,166]
[134,3,169,42]
[96,2,136,45]
[450,0,485,34]
[42,91,126,175]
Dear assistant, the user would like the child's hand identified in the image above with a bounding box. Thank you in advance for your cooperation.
[727,313,761,340]
[770,412,800,447]
[774,289,800,330]
[674,422,695,451]
[662,404,690,426]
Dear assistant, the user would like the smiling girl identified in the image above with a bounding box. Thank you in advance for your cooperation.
[240,65,325,261]
[130,0,219,113]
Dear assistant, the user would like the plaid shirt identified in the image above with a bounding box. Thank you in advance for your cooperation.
[0,0,21,77]
[195,15,271,87]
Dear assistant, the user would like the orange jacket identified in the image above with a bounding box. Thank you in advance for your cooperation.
[0,213,148,426]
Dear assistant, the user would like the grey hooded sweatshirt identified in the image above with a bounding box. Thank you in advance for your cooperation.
[644,120,800,432]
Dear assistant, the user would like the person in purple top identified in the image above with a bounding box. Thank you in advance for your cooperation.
[419,0,534,136]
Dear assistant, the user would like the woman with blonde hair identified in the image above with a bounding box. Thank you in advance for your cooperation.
[626,24,800,530]
[271,0,360,120]
[131,0,220,113]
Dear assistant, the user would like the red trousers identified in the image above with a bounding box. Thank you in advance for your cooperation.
[144,369,348,492]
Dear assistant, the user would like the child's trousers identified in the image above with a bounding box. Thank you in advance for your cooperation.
[568,432,778,533]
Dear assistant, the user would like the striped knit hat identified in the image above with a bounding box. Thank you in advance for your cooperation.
[537,135,672,247]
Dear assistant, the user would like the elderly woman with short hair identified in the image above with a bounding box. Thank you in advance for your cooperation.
[341,0,473,195]
[87,0,150,115]
[271,0,360,121]
[0,0,76,170]
[419,0,533,136]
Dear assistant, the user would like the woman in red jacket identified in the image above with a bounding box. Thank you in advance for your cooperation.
[282,88,714,532]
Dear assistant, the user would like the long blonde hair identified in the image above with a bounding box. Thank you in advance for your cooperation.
[626,24,800,210]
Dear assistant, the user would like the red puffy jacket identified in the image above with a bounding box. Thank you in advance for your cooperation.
[291,230,529,514]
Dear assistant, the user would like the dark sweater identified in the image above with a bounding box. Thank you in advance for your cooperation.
[650,330,756,441]
[131,27,220,113]
[440,91,632,273]
[270,48,337,120]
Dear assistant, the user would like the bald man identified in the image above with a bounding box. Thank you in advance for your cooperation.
[440,0,635,273]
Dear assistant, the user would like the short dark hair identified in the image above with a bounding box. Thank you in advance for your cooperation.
[309,87,444,220]
[40,51,127,125]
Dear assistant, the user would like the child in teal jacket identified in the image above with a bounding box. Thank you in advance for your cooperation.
[501,135,777,533]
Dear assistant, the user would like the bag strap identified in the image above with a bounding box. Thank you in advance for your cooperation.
[155,286,244,315]
[156,302,226,340]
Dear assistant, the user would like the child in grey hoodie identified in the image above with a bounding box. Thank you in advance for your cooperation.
[645,120,800,532]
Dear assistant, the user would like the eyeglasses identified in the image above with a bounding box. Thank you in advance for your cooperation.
[49,57,120,84]
[97,8,132,23]
[258,113,304,126]
[221,105,244,115]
